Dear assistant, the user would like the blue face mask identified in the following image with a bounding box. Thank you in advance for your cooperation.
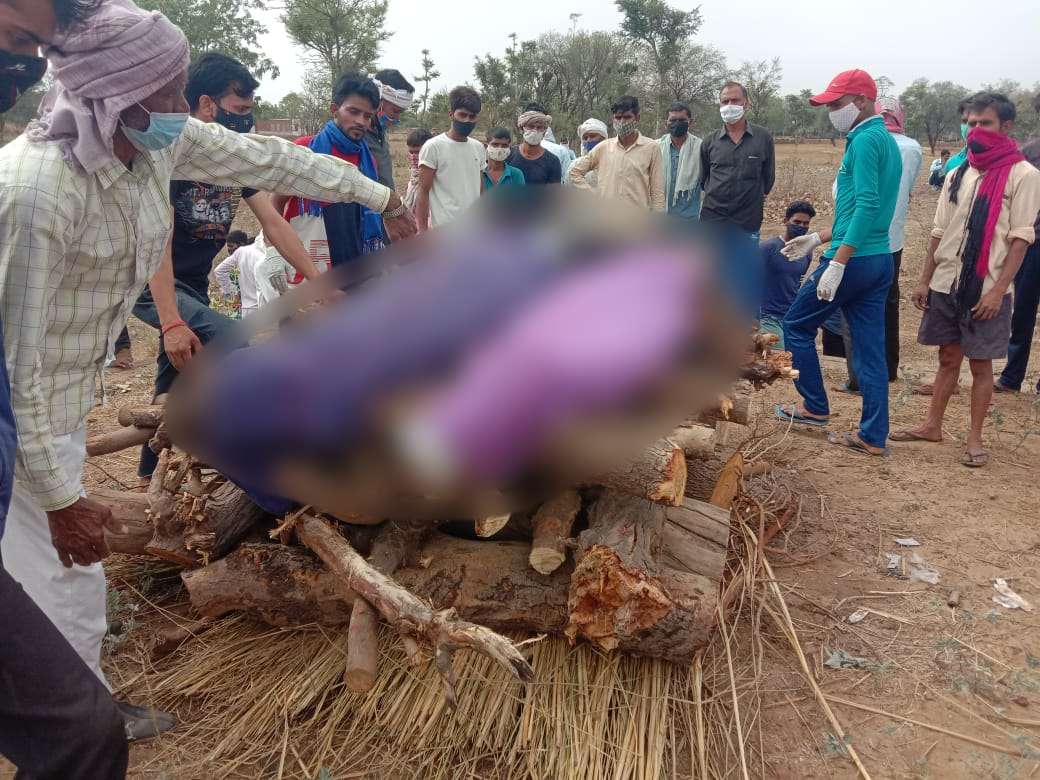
[379,112,400,127]
[121,102,189,151]
[583,138,601,152]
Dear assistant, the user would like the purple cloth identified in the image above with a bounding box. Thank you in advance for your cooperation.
[422,248,701,480]
[27,0,189,173]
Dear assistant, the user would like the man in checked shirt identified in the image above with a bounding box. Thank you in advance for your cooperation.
[0,0,415,742]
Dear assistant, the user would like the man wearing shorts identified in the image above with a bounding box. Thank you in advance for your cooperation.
[895,92,1040,466]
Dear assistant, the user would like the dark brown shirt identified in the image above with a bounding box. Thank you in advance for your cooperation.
[699,123,775,233]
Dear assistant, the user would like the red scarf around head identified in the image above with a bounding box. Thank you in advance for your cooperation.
[966,127,1024,282]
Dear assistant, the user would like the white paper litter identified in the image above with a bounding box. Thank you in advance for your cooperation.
[908,552,940,584]
[885,553,902,571]
[894,537,921,547]
[847,609,868,624]
[993,579,1033,611]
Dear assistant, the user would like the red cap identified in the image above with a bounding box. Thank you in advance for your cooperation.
[809,69,877,106]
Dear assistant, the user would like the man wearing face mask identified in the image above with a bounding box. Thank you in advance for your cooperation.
[507,103,562,188]
[657,101,702,221]
[575,117,607,189]
[416,86,487,229]
[699,81,775,239]
[130,51,323,483]
[776,69,901,457]
[0,0,414,740]
[367,68,415,191]
[758,201,817,349]
[0,2,131,776]
[569,95,664,212]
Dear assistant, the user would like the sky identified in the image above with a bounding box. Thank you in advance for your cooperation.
[254,0,1038,107]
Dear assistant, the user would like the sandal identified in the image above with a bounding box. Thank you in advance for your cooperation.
[960,450,990,468]
[774,403,829,428]
[912,383,961,397]
[889,429,942,443]
[827,431,890,457]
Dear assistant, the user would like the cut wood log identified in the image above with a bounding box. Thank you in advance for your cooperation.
[150,617,215,661]
[661,498,731,581]
[182,542,356,625]
[145,452,268,566]
[529,489,581,575]
[296,514,533,705]
[185,533,723,663]
[709,452,745,510]
[91,488,153,556]
[598,441,686,506]
[475,514,511,538]
[696,391,758,427]
[86,425,153,457]
[344,519,431,692]
[667,424,717,460]
[117,405,164,428]
[741,350,799,387]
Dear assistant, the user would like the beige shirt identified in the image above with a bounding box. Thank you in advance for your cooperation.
[0,118,390,510]
[569,133,665,212]
[930,160,1040,295]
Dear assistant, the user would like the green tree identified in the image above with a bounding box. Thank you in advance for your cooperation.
[282,0,391,83]
[615,0,702,130]
[732,58,783,124]
[900,78,969,154]
[781,90,817,138]
[414,48,440,125]
[137,0,277,78]
[473,54,511,130]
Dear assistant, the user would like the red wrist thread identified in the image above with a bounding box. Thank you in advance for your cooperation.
[161,320,188,337]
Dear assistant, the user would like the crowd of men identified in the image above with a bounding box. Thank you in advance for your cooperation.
[0,1,1039,777]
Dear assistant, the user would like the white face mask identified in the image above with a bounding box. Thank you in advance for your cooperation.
[828,101,861,134]
[523,129,545,146]
[720,104,745,124]
[486,145,510,162]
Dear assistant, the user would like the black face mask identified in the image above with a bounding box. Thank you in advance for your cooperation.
[786,223,809,240]
[668,120,689,138]
[216,105,255,134]
[0,50,47,114]
[452,119,476,137]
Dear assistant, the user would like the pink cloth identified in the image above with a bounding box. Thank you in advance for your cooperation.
[27,0,189,173]
[966,127,1026,281]
[423,248,701,481]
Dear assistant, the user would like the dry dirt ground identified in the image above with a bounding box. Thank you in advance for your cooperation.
[22,139,1040,778]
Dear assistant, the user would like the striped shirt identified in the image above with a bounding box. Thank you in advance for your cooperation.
[0,118,390,510]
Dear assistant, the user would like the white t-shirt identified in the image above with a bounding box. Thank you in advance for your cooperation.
[213,243,265,312]
[418,133,486,227]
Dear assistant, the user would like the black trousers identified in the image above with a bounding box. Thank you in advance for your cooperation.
[0,562,127,779]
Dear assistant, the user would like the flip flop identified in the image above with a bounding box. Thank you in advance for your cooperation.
[992,382,1018,394]
[960,450,990,468]
[774,403,829,428]
[827,431,890,457]
[889,429,942,443]
[912,384,961,397]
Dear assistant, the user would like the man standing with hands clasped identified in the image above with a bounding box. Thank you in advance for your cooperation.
[775,69,902,456]
[893,92,1040,467]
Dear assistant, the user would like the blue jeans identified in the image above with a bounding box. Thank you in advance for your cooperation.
[998,241,1040,391]
[782,253,893,448]
[132,282,235,477]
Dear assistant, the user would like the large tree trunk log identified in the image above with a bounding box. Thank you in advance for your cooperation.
[92,488,153,555]
[667,424,717,460]
[182,543,356,626]
[565,491,718,661]
[184,533,722,663]
[145,452,268,566]
[597,441,686,506]
[529,490,581,575]
[296,514,533,705]
[117,405,164,428]
[661,498,731,581]
[696,387,758,427]
[86,426,153,457]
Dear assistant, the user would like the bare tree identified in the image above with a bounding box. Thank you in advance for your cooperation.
[415,49,440,126]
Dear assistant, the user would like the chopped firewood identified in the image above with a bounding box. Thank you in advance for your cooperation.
[295,514,534,706]
[91,488,152,555]
[475,514,511,538]
[117,405,164,429]
[598,440,686,506]
[666,424,717,460]
[86,425,153,457]
[696,385,758,426]
[529,490,582,575]
[709,452,745,510]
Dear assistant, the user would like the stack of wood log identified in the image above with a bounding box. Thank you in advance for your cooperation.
[92,333,796,701]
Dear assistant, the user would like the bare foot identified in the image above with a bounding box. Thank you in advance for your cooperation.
[109,347,134,370]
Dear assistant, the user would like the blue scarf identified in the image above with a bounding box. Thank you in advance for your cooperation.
[304,120,384,254]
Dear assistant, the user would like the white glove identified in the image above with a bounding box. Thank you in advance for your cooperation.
[780,232,822,261]
[816,261,846,302]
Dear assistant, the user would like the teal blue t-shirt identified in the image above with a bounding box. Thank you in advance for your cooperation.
[482,163,526,190]
[827,115,902,259]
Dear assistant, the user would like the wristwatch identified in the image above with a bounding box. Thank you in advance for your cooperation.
[382,201,408,219]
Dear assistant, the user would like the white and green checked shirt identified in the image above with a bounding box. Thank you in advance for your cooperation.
[0,118,390,510]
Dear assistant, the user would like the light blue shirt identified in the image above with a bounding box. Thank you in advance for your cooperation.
[668,144,701,219]
[888,132,923,252]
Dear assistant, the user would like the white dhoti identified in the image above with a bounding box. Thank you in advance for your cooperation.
[0,428,110,688]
